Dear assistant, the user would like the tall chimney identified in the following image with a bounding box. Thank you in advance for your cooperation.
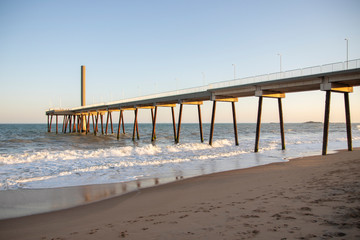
[81,65,86,106]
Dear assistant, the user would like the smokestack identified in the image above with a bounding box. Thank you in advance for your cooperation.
[81,65,86,106]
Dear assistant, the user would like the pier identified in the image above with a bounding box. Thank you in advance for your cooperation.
[46,59,360,155]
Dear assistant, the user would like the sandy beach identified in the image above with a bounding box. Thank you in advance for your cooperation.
[0,149,359,240]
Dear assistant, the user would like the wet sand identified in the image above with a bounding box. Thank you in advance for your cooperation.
[0,149,359,240]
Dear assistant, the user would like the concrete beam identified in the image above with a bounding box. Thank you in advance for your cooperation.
[255,90,285,98]
[320,82,353,93]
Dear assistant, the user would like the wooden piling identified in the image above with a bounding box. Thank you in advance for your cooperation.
[344,92,352,151]
[171,106,177,142]
[176,104,183,144]
[72,115,76,133]
[110,111,113,134]
[322,91,331,155]
[49,115,53,132]
[151,108,157,140]
[121,110,125,134]
[62,116,65,133]
[152,106,158,141]
[47,115,50,132]
[278,98,285,150]
[95,113,99,136]
[56,115,58,134]
[105,111,110,134]
[100,113,104,135]
[254,96,263,152]
[68,115,72,133]
[92,114,96,133]
[209,101,217,146]
[133,109,138,141]
[64,115,69,133]
[117,110,122,139]
[87,113,90,133]
[197,104,204,143]
[231,102,239,146]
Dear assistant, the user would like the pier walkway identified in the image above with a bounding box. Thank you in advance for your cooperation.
[46,59,360,155]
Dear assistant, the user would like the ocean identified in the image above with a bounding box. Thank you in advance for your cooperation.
[0,123,359,191]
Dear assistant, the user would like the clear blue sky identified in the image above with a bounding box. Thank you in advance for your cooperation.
[0,0,359,123]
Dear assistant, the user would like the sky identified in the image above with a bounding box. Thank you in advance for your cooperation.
[0,0,359,124]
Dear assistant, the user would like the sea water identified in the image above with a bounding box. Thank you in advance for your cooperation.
[0,123,359,190]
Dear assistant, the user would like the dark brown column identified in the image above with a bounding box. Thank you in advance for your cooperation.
[49,115,53,132]
[176,104,183,144]
[152,106,158,141]
[100,114,104,135]
[117,110,122,139]
[110,111,114,134]
[92,114,96,133]
[62,116,66,133]
[132,109,138,141]
[344,92,352,151]
[151,108,157,140]
[322,91,331,155]
[105,111,110,134]
[171,106,177,142]
[254,96,263,152]
[197,104,204,143]
[95,113,99,135]
[72,115,76,133]
[87,113,90,133]
[56,115,58,134]
[69,115,72,133]
[278,98,285,150]
[209,101,217,146]
[47,115,50,132]
[231,102,239,146]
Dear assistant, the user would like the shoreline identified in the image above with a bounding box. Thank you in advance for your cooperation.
[1,148,359,239]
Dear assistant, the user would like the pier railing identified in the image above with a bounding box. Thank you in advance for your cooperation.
[68,59,360,111]
[208,59,360,89]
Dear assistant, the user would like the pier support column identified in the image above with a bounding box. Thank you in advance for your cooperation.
[77,116,80,133]
[254,96,263,152]
[100,113,104,135]
[197,104,204,143]
[95,113,99,136]
[56,115,58,134]
[72,115,76,133]
[47,115,50,132]
[117,110,123,139]
[121,110,125,134]
[322,91,331,155]
[176,104,183,144]
[62,116,66,133]
[151,106,158,141]
[92,114,95,133]
[171,107,177,142]
[231,102,239,146]
[87,113,90,134]
[68,115,72,133]
[151,108,157,140]
[278,98,285,150]
[344,92,352,151]
[64,115,69,133]
[209,101,217,146]
[49,115,53,132]
[105,111,110,134]
[133,108,139,141]
[110,111,114,134]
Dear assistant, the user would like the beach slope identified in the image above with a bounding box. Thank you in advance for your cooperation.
[1,149,359,239]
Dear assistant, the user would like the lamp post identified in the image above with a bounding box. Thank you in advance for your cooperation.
[345,38,349,69]
[277,53,282,72]
[232,64,236,80]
